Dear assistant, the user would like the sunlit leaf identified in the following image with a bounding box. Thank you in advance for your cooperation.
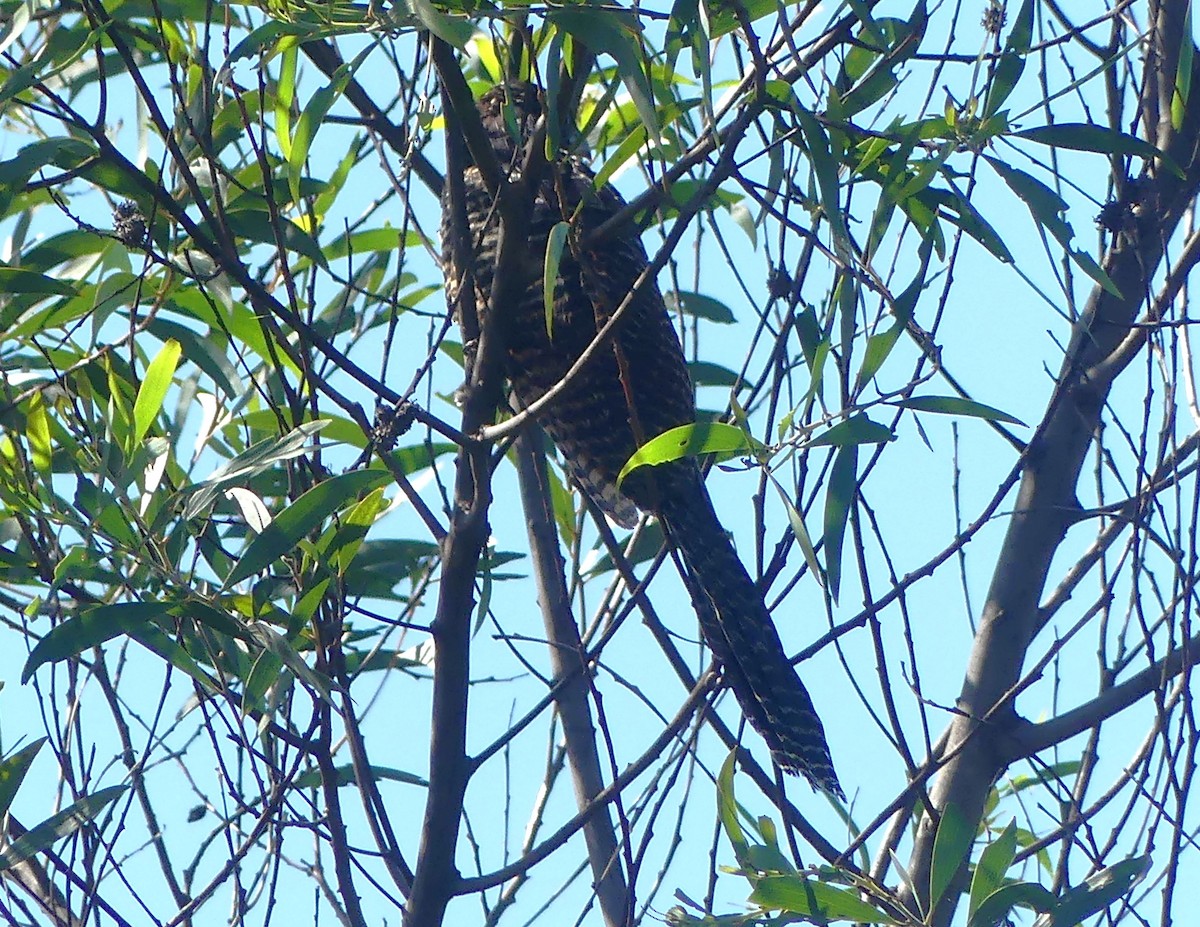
[183,421,329,520]
[543,221,569,338]
[716,752,750,866]
[617,423,762,485]
[131,338,181,449]
[224,469,392,587]
[751,875,899,922]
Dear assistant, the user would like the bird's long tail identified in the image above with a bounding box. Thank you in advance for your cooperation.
[652,464,842,797]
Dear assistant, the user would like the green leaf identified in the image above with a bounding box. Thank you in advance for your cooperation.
[0,740,46,818]
[224,469,392,587]
[1005,0,1034,52]
[24,393,51,473]
[794,103,850,256]
[244,621,333,702]
[291,763,428,790]
[322,487,388,575]
[969,820,1018,919]
[550,8,657,140]
[930,803,974,909]
[664,290,736,323]
[209,206,329,269]
[131,338,181,449]
[1172,3,1194,130]
[128,625,218,694]
[320,228,425,265]
[593,122,650,190]
[0,138,95,188]
[664,0,699,83]
[982,0,1034,117]
[985,157,1120,296]
[751,875,899,922]
[1035,854,1152,927]
[287,43,373,205]
[808,414,894,448]
[182,421,329,520]
[856,323,903,389]
[899,395,1025,426]
[835,11,925,118]
[0,785,127,872]
[822,444,857,602]
[969,882,1056,927]
[543,221,569,339]
[617,423,762,486]
[1014,124,1166,162]
[147,317,243,401]
[243,649,285,714]
[409,0,474,49]
[0,267,76,297]
[767,473,823,587]
[716,752,750,866]
[23,602,172,682]
[225,19,313,65]
[687,361,741,388]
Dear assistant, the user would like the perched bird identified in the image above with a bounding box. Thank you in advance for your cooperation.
[442,82,841,796]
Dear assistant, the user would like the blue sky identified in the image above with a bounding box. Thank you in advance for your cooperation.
[1,1,1196,923]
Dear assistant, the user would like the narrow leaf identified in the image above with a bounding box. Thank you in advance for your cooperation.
[664,290,737,323]
[132,338,182,448]
[794,104,850,255]
[768,474,823,587]
[899,395,1025,426]
[1172,3,1194,130]
[969,820,1018,918]
[930,803,974,908]
[1014,123,1165,162]
[808,414,894,448]
[617,423,762,486]
[224,469,391,587]
[717,752,750,866]
[543,221,569,339]
[23,603,171,682]
[751,875,899,922]
[969,882,1056,927]
[1034,854,1152,927]
[823,445,857,602]
[0,740,45,818]
[182,421,329,520]
[287,44,373,203]
[0,785,128,872]
[409,0,474,49]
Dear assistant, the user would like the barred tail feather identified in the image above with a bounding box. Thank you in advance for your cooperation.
[653,465,842,797]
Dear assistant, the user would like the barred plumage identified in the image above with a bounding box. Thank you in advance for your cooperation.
[442,83,841,796]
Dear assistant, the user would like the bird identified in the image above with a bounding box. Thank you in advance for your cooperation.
[441,82,842,797]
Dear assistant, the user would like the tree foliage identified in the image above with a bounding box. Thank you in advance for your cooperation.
[0,0,1197,925]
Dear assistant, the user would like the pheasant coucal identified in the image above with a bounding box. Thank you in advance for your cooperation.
[441,83,841,796]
